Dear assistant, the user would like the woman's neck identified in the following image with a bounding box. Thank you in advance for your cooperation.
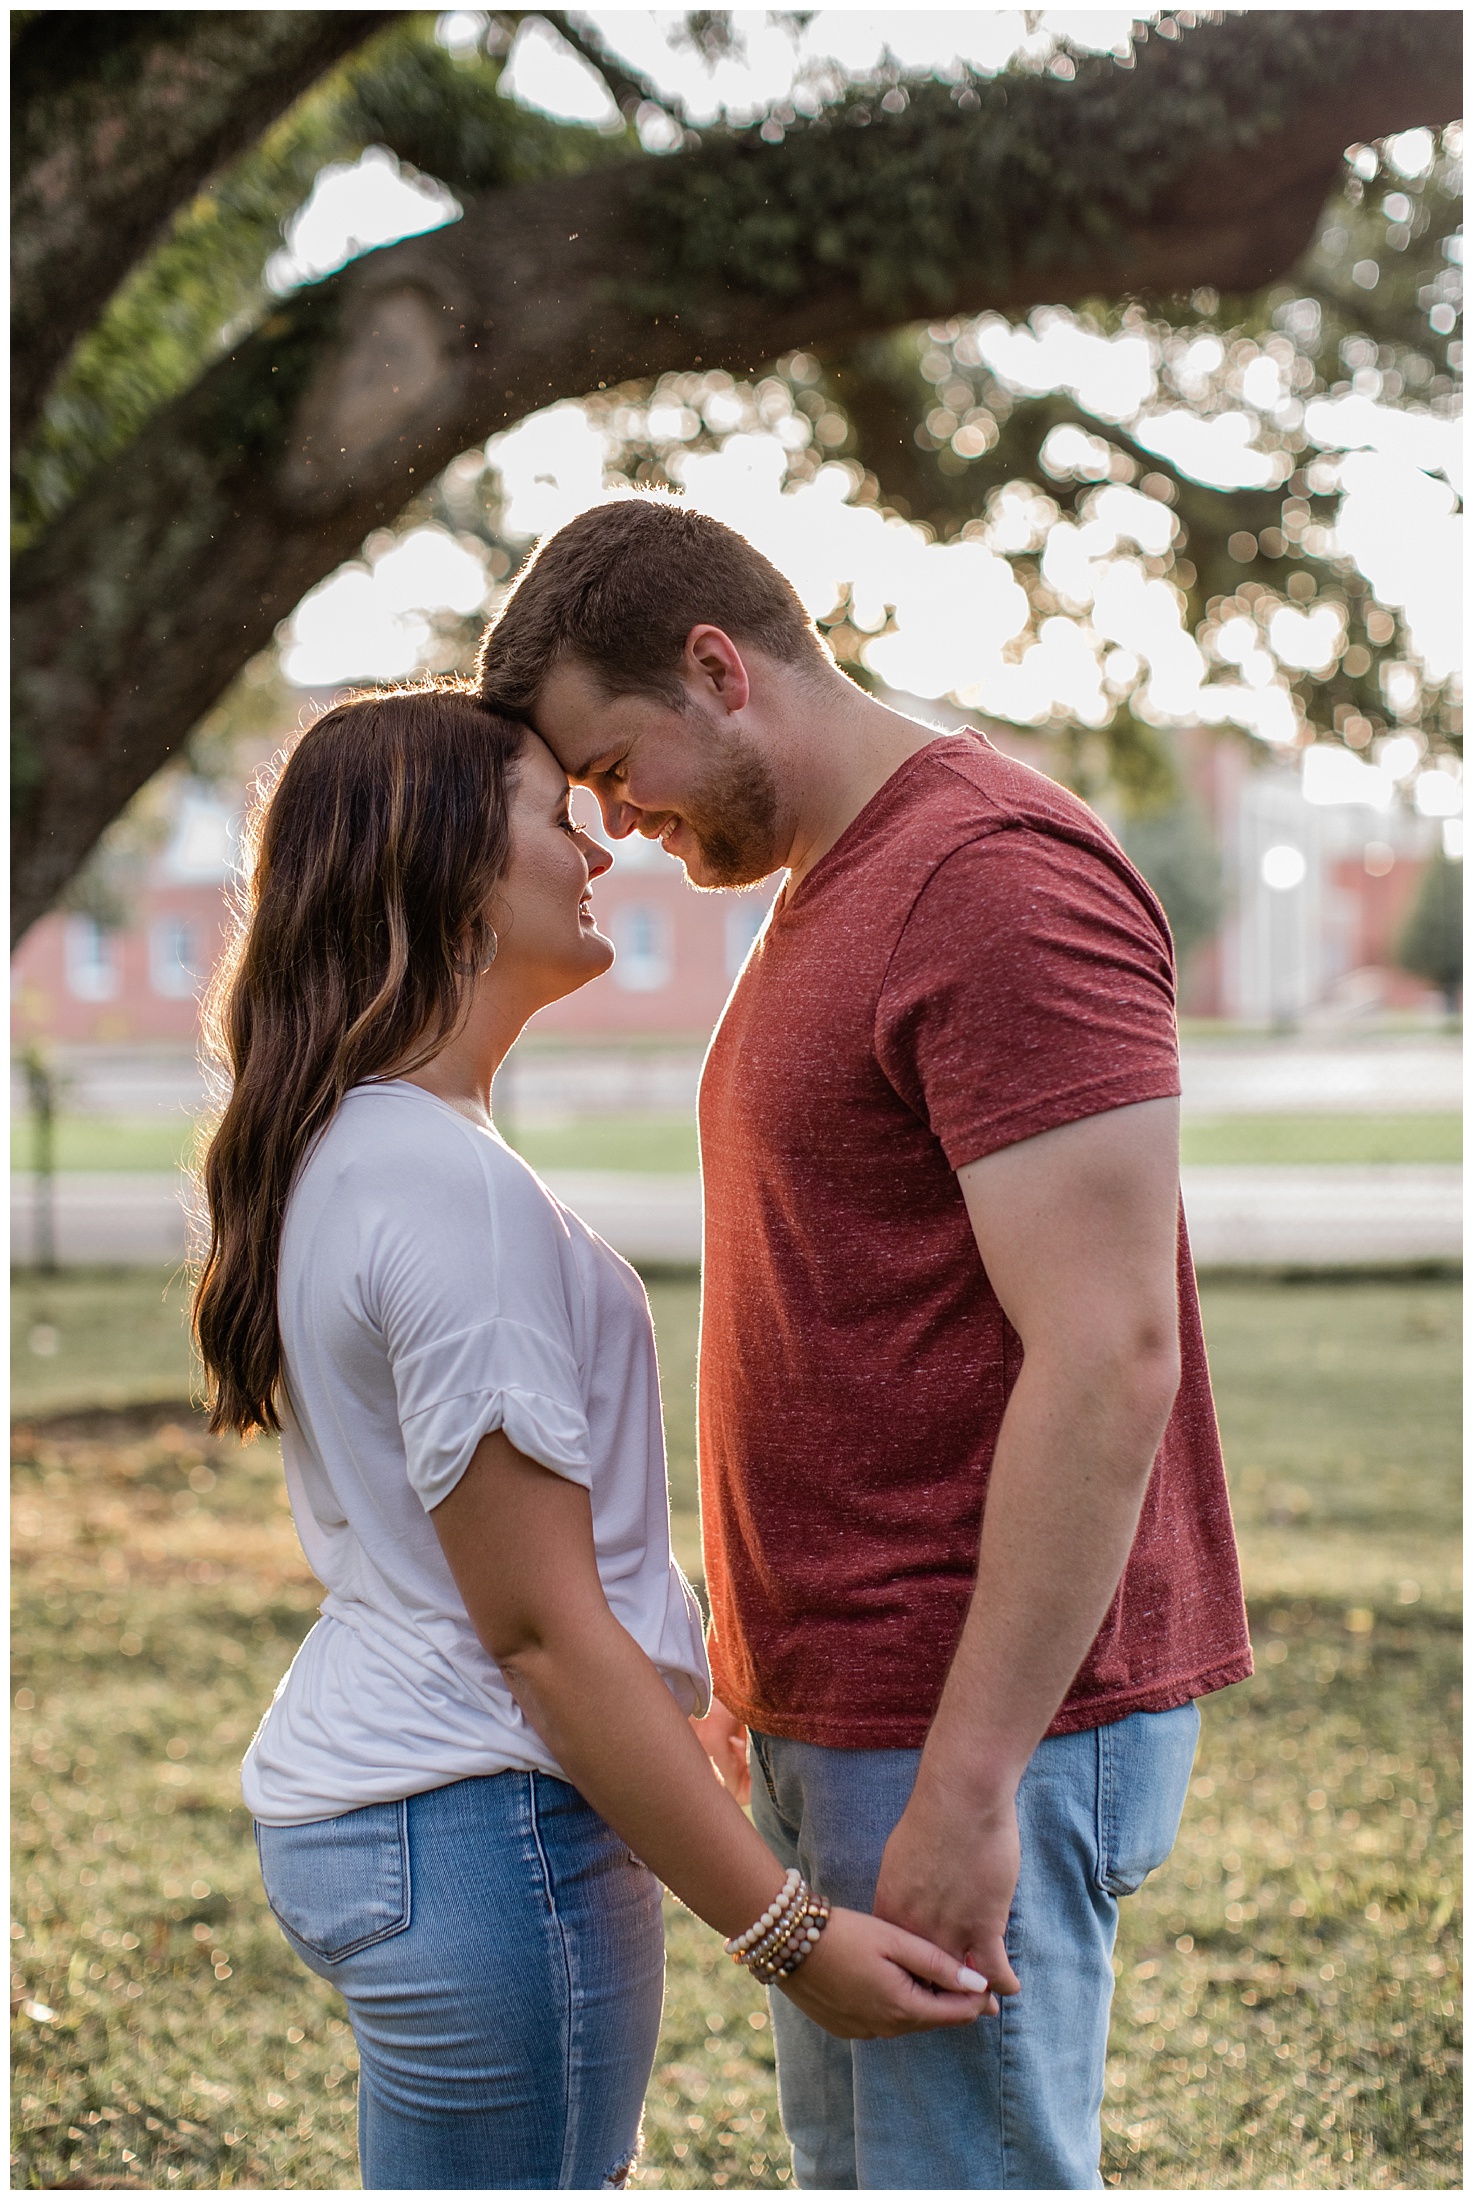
[393,983,522,1129]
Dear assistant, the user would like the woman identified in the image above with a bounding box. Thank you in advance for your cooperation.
[194,684,987,2191]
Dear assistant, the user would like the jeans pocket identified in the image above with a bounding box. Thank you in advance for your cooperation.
[1097,1703,1201,1896]
[255,1799,411,1962]
[748,1731,781,1817]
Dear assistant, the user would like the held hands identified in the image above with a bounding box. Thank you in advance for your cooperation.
[872,1773,1023,2012]
[691,1699,988,2041]
[778,1905,992,2039]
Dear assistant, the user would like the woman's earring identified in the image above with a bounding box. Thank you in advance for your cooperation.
[480,930,499,973]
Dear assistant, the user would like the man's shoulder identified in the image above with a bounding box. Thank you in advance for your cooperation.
[901,731,1110,851]
[890,736,1171,954]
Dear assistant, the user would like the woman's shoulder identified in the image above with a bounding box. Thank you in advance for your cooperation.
[287,1083,588,1318]
[301,1084,553,1228]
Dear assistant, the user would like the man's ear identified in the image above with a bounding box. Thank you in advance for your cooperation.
[684,625,750,716]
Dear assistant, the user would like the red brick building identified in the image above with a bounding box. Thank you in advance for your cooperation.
[10,784,779,1049]
[11,733,1444,1054]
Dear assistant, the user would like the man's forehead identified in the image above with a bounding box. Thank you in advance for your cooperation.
[533,659,622,775]
[537,668,670,780]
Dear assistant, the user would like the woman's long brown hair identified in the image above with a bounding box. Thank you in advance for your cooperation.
[193,683,525,1437]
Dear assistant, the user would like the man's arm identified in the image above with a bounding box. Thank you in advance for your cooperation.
[872,1094,1183,1992]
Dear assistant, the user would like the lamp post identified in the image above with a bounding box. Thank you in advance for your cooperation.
[1260,843,1307,1034]
[19,1043,58,1274]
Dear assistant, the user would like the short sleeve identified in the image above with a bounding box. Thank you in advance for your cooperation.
[875,825,1181,1169]
[364,1137,593,1512]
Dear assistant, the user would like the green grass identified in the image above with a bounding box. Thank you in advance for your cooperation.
[11,1277,1462,2189]
[11,1117,199,1174]
[7,1111,705,1178]
[504,1111,702,1175]
[13,1108,1462,1176]
[12,1269,199,1419]
[1202,1278,1461,1614]
[1180,1116,1462,1167]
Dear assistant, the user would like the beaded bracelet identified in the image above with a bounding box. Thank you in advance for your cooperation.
[748,1890,830,1986]
[724,1869,802,1960]
[742,1900,810,1973]
[725,1872,831,1987]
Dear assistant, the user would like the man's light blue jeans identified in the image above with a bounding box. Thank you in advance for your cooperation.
[749,1703,1200,2190]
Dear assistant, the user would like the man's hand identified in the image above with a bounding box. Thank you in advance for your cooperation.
[691,1695,751,1804]
[873,1771,1019,2013]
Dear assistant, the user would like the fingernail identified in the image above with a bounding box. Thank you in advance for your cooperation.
[957,1966,989,1992]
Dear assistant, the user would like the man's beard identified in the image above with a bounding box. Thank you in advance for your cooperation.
[673,719,782,889]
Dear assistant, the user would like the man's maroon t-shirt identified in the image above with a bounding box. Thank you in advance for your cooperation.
[697,731,1252,1748]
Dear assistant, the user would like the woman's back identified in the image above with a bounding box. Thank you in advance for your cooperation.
[244,1079,707,1825]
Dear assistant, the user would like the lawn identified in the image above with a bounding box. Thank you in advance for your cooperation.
[11,1274,1461,2190]
[13,1269,201,1419]
[10,1116,201,1174]
[1178,1116,1462,1167]
[6,1111,709,1177]
[9,1108,1463,1176]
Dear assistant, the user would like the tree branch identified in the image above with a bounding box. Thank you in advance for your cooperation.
[10,9,400,447]
[11,8,1460,936]
[546,11,685,125]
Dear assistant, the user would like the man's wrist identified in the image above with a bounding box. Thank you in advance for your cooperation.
[911,1737,1028,1818]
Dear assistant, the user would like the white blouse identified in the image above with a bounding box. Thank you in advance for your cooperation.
[242,1081,709,1825]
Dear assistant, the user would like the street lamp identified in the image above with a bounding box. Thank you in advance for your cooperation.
[1261,843,1306,1032]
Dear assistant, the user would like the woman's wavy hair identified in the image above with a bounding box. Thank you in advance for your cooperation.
[193,682,525,1438]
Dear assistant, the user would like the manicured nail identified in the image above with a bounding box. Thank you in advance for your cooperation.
[957,1966,989,1992]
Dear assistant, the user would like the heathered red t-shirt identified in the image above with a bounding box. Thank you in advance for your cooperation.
[697,731,1251,1748]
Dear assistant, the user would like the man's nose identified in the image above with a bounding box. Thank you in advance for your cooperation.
[597,792,642,840]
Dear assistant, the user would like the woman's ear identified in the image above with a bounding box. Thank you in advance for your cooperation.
[457,908,501,980]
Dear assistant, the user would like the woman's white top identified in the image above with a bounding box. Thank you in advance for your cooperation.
[242,1080,709,1826]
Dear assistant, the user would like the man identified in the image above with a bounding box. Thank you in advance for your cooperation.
[478,494,1252,2190]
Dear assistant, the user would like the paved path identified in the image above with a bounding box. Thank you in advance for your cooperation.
[1178,1045,1461,1116]
[12,1166,1461,1270]
[1179,1166,1461,1267]
[11,1174,203,1268]
[13,1036,1462,1122]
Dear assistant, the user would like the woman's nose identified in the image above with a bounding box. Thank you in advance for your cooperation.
[581,831,614,879]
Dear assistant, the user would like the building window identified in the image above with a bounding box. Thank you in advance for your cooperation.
[725,900,769,980]
[610,904,672,992]
[63,916,120,1001]
[149,916,201,999]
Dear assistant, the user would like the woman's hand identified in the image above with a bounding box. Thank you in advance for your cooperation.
[777,1906,996,2040]
[690,1698,751,1805]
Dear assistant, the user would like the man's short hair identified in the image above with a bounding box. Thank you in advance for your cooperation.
[476,493,829,716]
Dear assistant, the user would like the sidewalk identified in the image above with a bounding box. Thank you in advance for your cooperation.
[11,1164,1462,1271]
[1178,1043,1461,1116]
[11,1033,1463,1122]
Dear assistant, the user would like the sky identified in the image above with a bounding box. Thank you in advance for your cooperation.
[272,12,1461,835]
[492,8,1154,130]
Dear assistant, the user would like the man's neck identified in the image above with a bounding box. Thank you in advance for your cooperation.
[779,679,950,889]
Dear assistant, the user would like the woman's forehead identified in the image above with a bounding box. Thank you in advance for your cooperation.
[514,730,570,796]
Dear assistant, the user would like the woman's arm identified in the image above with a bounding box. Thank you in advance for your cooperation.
[431,1428,992,2039]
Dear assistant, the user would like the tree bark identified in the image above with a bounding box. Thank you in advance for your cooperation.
[11,10,398,447]
[11,10,1461,938]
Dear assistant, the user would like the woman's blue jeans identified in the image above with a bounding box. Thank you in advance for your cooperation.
[254,1772,664,2190]
[750,1704,1200,2190]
